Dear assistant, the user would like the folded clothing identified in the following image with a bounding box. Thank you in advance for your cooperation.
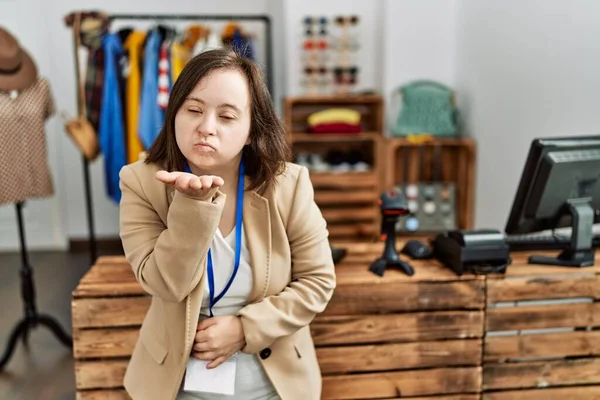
[308,122,362,134]
[307,108,361,127]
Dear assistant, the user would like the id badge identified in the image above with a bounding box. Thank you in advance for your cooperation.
[183,353,237,395]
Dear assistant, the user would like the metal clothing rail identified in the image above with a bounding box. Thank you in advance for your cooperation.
[67,12,273,265]
[108,13,274,95]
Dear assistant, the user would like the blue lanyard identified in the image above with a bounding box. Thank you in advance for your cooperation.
[184,158,245,317]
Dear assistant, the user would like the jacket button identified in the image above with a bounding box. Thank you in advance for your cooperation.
[259,348,271,360]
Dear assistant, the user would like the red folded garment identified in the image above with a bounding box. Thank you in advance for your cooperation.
[308,122,362,134]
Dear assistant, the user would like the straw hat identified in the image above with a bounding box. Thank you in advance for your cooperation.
[0,27,37,91]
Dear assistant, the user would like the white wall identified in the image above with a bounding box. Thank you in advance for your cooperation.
[2,0,599,251]
[455,0,600,230]
[0,0,285,251]
[382,0,457,131]
[0,0,67,251]
[283,0,384,96]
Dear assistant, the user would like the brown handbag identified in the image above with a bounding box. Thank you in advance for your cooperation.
[64,12,100,161]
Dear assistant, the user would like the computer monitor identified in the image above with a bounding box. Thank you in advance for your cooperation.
[505,135,600,267]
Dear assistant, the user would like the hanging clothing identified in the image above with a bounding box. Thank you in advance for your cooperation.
[231,29,254,60]
[138,30,163,149]
[123,31,146,164]
[170,40,189,83]
[0,77,55,205]
[157,41,170,109]
[64,11,109,131]
[98,33,127,204]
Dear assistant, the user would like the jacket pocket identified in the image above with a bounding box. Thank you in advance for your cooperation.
[140,325,169,365]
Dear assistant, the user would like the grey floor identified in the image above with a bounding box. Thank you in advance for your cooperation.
[0,249,113,400]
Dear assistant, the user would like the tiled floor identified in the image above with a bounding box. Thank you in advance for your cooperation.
[0,250,113,400]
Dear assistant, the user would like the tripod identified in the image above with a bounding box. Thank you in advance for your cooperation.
[0,202,73,371]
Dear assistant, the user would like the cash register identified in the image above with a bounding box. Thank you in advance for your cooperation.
[431,135,600,275]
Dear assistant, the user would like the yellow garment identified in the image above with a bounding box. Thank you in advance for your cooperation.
[307,108,361,127]
[124,31,146,163]
[170,41,189,82]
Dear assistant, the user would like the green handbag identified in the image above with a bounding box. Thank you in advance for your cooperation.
[391,80,458,137]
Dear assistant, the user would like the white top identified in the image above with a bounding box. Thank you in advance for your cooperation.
[177,225,279,400]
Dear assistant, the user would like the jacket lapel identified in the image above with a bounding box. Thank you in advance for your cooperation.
[243,190,272,303]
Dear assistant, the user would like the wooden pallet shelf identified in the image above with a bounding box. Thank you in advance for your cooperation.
[71,244,600,399]
[283,95,385,240]
[384,137,476,232]
[482,253,600,400]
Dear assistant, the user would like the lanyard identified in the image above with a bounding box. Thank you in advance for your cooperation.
[184,158,245,317]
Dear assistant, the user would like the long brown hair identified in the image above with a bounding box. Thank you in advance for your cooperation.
[144,48,291,192]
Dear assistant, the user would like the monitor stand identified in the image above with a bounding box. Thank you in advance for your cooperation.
[529,198,596,267]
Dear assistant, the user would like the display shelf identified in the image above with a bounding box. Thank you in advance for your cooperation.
[283,95,385,240]
[290,131,379,143]
[384,137,476,233]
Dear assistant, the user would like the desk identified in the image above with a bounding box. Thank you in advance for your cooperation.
[71,242,600,399]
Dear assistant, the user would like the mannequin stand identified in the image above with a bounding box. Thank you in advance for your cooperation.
[0,202,72,371]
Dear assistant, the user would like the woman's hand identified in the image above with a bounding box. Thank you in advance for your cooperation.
[155,171,224,198]
[192,316,246,368]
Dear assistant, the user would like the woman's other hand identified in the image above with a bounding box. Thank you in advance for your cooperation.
[155,171,224,198]
[191,316,246,369]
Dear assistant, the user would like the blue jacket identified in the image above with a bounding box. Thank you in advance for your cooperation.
[99,33,126,204]
[139,30,164,149]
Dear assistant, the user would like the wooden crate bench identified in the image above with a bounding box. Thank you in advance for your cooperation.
[482,251,600,400]
[72,242,484,399]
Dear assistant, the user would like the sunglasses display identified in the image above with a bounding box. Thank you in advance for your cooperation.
[300,14,361,95]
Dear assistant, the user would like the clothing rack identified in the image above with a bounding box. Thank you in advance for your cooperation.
[67,12,274,265]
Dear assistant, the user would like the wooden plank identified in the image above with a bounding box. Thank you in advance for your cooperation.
[482,386,600,400]
[77,390,130,400]
[314,190,378,205]
[323,280,485,315]
[75,360,129,390]
[485,330,600,362]
[487,275,600,303]
[378,396,479,400]
[327,223,376,238]
[322,207,375,223]
[322,367,481,399]
[483,357,600,390]
[74,328,139,359]
[286,94,383,104]
[72,297,150,329]
[333,263,481,284]
[317,339,481,373]
[486,302,600,332]
[73,311,484,357]
[292,132,380,143]
[310,172,378,189]
[312,311,484,346]
[488,251,600,277]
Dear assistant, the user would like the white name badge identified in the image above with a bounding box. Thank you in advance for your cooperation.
[183,353,237,395]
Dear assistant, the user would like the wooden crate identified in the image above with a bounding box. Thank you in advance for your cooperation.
[319,240,484,399]
[283,95,385,240]
[71,256,144,400]
[482,251,600,400]
[71,241,484,399]
[383,137,476,231]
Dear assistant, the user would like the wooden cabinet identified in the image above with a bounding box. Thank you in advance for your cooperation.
[283,95,385,240]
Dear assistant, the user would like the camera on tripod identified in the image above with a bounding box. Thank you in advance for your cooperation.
[370,188,415,277]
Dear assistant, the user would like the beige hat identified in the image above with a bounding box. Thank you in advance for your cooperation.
[0,27,37,91]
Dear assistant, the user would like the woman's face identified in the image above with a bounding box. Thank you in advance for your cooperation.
[175,68,251,173]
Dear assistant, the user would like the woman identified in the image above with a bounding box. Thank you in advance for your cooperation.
[118,48,336,400]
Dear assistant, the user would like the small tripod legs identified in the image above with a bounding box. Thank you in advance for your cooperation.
[0,202,73,371]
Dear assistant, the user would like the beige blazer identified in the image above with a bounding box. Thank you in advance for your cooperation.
[118,160,336,400]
